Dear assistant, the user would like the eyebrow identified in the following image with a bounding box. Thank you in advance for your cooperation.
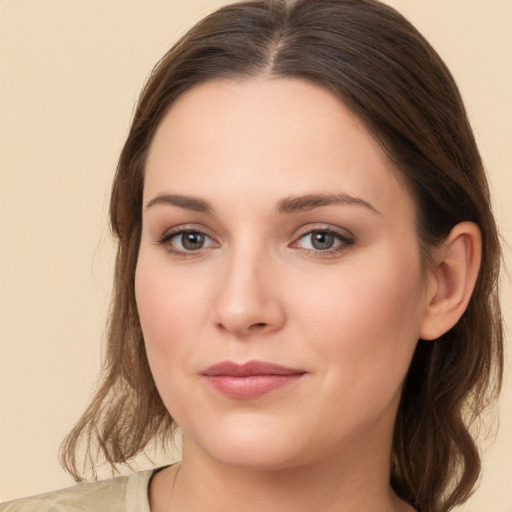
[145,194,213,213]
[277,193,380,215]
[145,192,380,216]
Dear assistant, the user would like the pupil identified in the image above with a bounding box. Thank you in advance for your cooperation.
[312,231,334,250]
[182,232,204,250]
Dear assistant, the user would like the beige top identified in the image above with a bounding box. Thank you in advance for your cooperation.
[0,469,156,512]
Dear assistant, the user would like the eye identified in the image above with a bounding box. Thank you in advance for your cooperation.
[302,231,338,250]
[292,228,354,255]
[159,229,217,253]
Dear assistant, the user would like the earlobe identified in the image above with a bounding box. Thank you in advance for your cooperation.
[420,222,482,341]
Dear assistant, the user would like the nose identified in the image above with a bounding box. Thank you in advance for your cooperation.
[212,249,286,337]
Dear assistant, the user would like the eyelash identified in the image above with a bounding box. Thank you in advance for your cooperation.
[291,228,354,257]
[156,226,354,258]
[156,228,218,258]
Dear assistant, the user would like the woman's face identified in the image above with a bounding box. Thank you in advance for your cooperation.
[136,78,431,470]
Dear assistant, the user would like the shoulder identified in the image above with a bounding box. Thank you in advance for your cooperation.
[0,469,155,512]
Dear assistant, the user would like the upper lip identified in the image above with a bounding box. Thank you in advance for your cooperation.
[202,360,306,377]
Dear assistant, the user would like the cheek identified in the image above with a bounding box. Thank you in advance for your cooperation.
[289,258,425,442]
[134,257,207,373]
[292,252,425,386]
[135,258,212,423]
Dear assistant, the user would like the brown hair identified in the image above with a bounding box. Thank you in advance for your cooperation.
[60,1,504,511]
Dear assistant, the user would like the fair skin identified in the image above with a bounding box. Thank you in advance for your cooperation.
[135,77,481,512]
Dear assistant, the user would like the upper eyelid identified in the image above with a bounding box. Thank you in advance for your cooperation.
[158,223,217,239]
[158,223,352,236]
[293,224,354,240]
[292,229,353,246]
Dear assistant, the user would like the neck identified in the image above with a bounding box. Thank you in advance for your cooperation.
[150,435,414,512]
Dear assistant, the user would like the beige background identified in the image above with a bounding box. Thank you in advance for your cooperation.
[1,0,510,508]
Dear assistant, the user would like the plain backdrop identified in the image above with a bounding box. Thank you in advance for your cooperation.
[1,0,511,509]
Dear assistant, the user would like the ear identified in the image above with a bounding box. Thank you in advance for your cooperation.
[420,222,482,340]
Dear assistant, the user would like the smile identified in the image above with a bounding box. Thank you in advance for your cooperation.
[201,360,307,399]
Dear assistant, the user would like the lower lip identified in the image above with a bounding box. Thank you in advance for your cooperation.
[204,374,304,399]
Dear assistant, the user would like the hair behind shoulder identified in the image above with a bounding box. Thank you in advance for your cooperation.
[60,2,504,511]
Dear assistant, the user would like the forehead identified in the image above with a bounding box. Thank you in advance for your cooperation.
[144,77,414,219]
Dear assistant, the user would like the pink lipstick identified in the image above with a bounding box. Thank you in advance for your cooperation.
[201,360,306,399]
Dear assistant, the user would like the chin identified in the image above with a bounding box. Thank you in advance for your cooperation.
[183,414,314,471]
[205,445,306,472]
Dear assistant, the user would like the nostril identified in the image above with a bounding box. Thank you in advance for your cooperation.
[250,322,267,330]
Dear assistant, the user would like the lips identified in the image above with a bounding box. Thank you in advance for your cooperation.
[201,360,306,399]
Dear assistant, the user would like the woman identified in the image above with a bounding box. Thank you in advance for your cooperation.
[1,0,504,511]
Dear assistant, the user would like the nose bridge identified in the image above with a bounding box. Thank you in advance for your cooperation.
[213,238,285,336]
